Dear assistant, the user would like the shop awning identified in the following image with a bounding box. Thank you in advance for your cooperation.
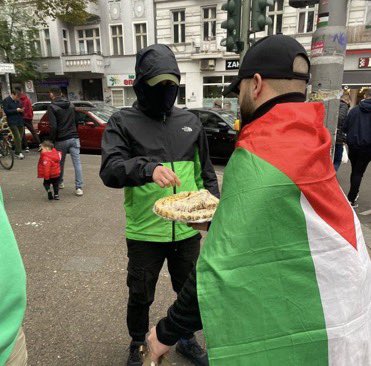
[343,70,371,86]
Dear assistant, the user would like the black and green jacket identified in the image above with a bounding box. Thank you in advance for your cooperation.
[100,44,219,242]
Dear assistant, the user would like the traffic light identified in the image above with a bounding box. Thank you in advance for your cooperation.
[221,0,242,53]
[289,0,319,8]
[251,0,275,33]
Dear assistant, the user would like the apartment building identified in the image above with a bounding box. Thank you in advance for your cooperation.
[155,0,371,111]
[29,0,155,106]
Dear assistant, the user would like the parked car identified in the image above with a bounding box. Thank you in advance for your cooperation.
[188,108,239,161]
[38,107,115,151]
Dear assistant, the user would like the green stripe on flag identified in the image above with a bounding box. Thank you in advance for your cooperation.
[197,148,328,365]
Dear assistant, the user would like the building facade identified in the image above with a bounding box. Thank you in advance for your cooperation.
[29,0,155,106]
[155,0,371,112]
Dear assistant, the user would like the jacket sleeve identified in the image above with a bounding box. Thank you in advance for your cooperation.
[156,267,203,346]
[47,105,57,142]
[100,114,160,188]
[342,108,354,134]
[337,102,348,132]
[2,99,19,116]
[195,126,220,198]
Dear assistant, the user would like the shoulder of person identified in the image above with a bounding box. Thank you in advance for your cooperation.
[172,107,201,125]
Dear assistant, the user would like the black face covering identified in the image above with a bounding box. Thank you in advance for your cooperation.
[141,83,179,117]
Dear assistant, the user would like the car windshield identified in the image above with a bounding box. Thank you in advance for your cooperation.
[90,110,112,123]
[218,112,236,127]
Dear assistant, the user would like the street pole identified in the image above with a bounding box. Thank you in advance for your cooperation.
[240,0,251,62]
[309,0,349,152]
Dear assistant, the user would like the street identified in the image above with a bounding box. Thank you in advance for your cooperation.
[1,151,370,365]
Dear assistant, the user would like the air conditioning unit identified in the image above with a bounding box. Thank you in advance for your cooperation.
[200,59,216,71]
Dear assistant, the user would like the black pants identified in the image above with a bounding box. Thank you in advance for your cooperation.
[348,146,371,202]
[22,119,40,148]
[126,234,201,342]
[43,177,60,196]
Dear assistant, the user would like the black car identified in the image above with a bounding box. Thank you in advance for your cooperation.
[188,108,239,161]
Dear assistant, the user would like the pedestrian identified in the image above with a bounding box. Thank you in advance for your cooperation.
[343,88,371,207]
[15,87,40,152]
[2,90,25,159]
[37,140,61,201]
[47,87,84,196]
[100,44,219,366]
[0,187,27,365]
[333,93,350,171]
[148,35,371,365]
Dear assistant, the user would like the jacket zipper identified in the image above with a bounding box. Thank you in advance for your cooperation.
[162,114,176,245]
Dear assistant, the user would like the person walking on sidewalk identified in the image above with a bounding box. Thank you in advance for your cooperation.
[2,91,25,159]
[37,140,62,201]
[333,94,350,171]
[15,87,40,152]
[100,44,219,366]
[343,88,371,207]
[0,188,27,365]
[47,87,84,196]
[148,35,371,366]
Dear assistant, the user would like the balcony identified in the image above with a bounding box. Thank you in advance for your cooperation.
[347,25,371,45]
[62,53,105,74]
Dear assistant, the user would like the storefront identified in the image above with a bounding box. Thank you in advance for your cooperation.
[106,74,137,107]
[34,78,70,101]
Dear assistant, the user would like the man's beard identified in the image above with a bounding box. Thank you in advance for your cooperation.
[240,90,256,127]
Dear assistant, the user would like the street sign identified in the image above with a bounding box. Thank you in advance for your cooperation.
[358,57,371,69]
[25,80,35,93]
[226,60,240,70]
[0,63,15,74]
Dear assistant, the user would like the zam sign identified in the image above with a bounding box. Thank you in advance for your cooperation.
[226,60,240,70]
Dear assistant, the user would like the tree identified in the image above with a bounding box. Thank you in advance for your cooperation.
[0,0,42,81]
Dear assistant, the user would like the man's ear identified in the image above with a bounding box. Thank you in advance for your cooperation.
[252,74,263,100]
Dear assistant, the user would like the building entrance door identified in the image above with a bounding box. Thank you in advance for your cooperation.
[82,79,103,101]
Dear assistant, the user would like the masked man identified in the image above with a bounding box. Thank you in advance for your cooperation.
[100,44,219,366]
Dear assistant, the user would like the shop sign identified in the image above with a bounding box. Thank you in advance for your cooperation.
[107,74,135,87]
[358,57,371,69]
[225,60,240,71]
[25,80,34,93]
[0,63,15,74]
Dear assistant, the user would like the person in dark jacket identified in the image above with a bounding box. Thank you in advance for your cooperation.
[343,88,371,207]
[47,87,84,196]
[100,44,219,366]
[2,91,25,159]
[333,94,350,171]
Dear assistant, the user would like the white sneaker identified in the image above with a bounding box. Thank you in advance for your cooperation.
[75,188,83,196]
[15,153,25,159]
[25,147,30,153]
[59,183,65,189]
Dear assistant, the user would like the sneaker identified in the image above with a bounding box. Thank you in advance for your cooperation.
[59,183,65,189]
[15,153,25,160]
[47,191,53,200]
[176,337,209,366]
[25,147,30,153]
[75,188,83,196]
[127,341,146,366]
[54,195,60,200]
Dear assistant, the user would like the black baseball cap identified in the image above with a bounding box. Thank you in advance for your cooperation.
[223,34,310,96]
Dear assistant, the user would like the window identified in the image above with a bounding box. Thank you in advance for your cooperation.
[203,7,217,41]
[77,28,101,54]
[177,85,186,105]
[267,0,283,36]
[134,23,147,51]
[173,10,185,44]
[199,111,222,129]
[111,90,124,107]
[44,29,52,57]
[62,29,69,55]
[33,103,50,111]
[110,25,124,55]
[298,5,316,33]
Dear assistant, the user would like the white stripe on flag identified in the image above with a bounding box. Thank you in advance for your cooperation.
[301,194,371,366]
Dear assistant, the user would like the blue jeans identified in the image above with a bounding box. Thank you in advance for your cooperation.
[333,143,343,172]
[55,138,84,189]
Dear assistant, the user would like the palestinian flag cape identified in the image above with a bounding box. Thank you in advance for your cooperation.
[197,102,371,365]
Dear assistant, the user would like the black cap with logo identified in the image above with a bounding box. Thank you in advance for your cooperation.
[223,34,311,96]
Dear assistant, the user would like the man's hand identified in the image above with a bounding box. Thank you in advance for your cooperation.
[17,108,24,113]
[188,223,209,231]
[153,166,181,188]
[148,326,170,362]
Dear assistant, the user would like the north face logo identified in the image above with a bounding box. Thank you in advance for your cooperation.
[182,126,193,132]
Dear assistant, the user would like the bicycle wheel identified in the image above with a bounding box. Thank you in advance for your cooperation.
[0,140,14,170]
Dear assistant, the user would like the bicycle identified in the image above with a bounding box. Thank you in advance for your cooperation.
[0,118,15,170]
